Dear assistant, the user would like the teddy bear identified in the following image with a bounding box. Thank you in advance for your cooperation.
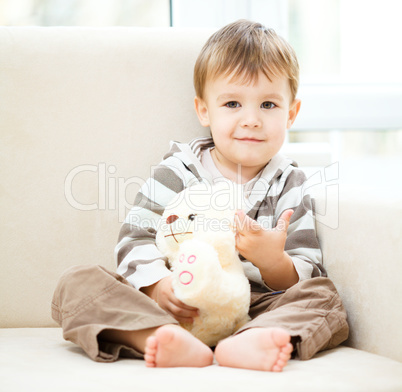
[156,182,250,347]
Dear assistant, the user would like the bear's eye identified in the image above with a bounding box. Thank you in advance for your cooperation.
[188,214,196,221]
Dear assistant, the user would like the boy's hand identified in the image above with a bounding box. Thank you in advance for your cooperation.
[235,209,293,265]
[235,209,298,290]
[141,276,199,324]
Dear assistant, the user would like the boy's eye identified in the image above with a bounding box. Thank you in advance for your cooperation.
[225,101,240,108]
[261,101,276,109]
[188,214,196,221]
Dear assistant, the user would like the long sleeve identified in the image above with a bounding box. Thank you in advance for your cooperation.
[115,163,186,289]
[244,161,326,290]
[114,137,217,290]
[274,168,326,280]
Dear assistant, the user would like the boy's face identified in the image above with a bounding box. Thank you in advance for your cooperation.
[195,72,300,181]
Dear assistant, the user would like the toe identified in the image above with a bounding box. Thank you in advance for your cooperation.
[279,351,291,361]
[271,328,291,347]
[282,343,293,356]
[272,364,283,372]
[144,354,156,367]
[145,346,157,357]
[276,359,286,368]
[145,336,158,350]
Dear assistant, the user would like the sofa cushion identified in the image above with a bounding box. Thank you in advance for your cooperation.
[1,328,402,392]
[0,27,210,329]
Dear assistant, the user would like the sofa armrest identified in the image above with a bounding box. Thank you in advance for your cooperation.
[315,184,402,362]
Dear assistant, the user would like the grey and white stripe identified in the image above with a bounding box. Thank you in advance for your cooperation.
[115,137,326,291]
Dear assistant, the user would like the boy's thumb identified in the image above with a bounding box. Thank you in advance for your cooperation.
[275,209,294,232]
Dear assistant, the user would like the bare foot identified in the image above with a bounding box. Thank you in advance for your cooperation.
[214,327,293,372]
[144,325,214,368]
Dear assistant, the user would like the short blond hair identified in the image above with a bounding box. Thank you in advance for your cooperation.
[194,20,299,102]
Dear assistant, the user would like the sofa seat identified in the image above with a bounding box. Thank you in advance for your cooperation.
[1,328,402,392]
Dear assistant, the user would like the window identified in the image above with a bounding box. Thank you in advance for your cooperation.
[0,0,170,27]
[172,0,402,84]
[171,0,402,189]
[2,0,401,185]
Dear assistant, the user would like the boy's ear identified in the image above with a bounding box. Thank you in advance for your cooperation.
[194,96,210,127]
[287,99,301,129]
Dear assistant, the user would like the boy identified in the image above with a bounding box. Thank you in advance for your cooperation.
[52,20,348,372]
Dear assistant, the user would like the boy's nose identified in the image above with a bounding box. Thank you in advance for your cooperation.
[240,109,262,128]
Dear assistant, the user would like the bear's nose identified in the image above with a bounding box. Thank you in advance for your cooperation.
[166,215,179,225]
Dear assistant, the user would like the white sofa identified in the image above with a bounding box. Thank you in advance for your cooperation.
[1,27,401,392]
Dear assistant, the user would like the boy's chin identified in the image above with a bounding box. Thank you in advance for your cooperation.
[238,156,274,168]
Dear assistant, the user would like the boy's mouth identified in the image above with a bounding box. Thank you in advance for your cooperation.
[236,137,264,143]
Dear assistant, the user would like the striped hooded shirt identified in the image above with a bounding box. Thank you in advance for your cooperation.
[115,137,326,292]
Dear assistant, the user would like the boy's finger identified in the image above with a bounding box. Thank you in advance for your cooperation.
[169,293,199,313]
[174,315,195,324]
[169,302,199,319]
[235,210,262,233]
[177,300,199,312]
[275,209,294,232]
[234,209,246,230]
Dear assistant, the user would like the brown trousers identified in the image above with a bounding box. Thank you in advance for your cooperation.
[51,264,349,362]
